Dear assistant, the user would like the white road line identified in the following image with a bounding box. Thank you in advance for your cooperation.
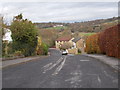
[80,60,89,61]
[87,74,98,76]
[42,63,53,69]
[104,71,114,79]
[43,57,63,73]
[97,76,101,83]
[68,54,74,56]
[52,56,67,75]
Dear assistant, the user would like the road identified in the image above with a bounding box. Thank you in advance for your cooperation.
[2,49,118,88]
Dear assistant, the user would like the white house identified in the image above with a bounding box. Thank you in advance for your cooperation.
[3,28,12,43]
[53,25,63,27]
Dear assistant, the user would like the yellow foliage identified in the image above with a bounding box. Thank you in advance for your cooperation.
[36,36,42,52]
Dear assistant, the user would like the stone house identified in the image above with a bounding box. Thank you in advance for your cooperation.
[71,37,85,54]
[55,36,85,54]
[55,36,74,49]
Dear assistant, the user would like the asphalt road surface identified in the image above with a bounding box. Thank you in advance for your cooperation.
[2,49,118,88]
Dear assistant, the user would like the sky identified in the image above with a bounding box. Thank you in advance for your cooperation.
[0,2,118,23]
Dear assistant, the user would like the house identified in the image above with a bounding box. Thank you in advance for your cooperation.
[55,36,85,54]
[55,36,74,49]
[72,37,84,50]
[53,25,63,27]
[2,28,12,43]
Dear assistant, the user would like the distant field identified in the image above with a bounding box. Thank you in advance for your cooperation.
[45,26,68,30]
[79,32,96,36]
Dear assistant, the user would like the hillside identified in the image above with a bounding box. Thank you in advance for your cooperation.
[68,17,118,33]
[35,17,118,33]
[35,17,118,47]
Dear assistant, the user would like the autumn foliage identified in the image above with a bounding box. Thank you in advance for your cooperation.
[98,24,120,58]
[85,34,101,54]
[85,24,120,59]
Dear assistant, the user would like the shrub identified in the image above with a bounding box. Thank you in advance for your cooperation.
[85,34,101,54]
[14,51,23,56]
[78,49,81,53]
[36,43,48,55]
[98,24,120,58]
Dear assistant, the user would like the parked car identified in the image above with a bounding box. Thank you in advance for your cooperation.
[62,50,68,55]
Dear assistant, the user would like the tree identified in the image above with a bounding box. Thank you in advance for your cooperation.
[85,34,101,54]
[13,13,23,21]
[60,42,73,50]
[10,14,38,56]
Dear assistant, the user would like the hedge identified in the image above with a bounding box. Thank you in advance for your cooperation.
[98,24,120,58]
[85,24,120,59]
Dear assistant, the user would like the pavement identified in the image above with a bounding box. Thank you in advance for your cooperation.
[1,56,47,69]
[2,49,119,88]
[82,54,120,71]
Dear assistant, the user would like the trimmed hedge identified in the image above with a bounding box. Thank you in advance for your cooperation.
[98,24,120,58]
[85,24,120,59]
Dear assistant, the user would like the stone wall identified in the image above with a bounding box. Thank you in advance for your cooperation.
[68,48,78,54]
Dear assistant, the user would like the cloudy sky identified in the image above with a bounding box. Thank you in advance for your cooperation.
[1,2,118,23]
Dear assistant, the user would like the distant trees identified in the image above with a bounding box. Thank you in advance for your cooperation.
[10,14,38,56]
[38,29,58,47]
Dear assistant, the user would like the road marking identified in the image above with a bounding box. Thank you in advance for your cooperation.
[68,54,74,56]
[97,76,101,83]
[65,70,82,88]
[87,74,98,76]
[104,71,114,79]
[42,63,53,69]
[43,57,63,73]
[80,60,89,61]
[52,56,67,75]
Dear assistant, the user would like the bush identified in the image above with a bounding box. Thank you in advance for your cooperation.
[78,49,81,53]
[85,34,101,54]
[14,51,23,56]
[98,24,120,58]
[36,43,48,55]
[2,41,16,58]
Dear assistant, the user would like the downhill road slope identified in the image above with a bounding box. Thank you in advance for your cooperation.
[2,49,118,88]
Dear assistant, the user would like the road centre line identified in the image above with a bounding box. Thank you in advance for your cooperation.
[43,57,63,73]
[80,60,90,61]
[42,63,53,69]
[52,56,67,75]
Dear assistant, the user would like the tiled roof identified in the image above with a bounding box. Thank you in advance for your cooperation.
[56,36,72,41]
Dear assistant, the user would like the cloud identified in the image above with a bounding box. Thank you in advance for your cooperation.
[1,0,119,2]
[1,2,118,23]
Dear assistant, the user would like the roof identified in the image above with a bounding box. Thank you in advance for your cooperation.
[56,36,72,41]
[72,37,81,43]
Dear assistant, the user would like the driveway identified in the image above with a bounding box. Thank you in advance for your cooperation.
[2,49,118,88]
